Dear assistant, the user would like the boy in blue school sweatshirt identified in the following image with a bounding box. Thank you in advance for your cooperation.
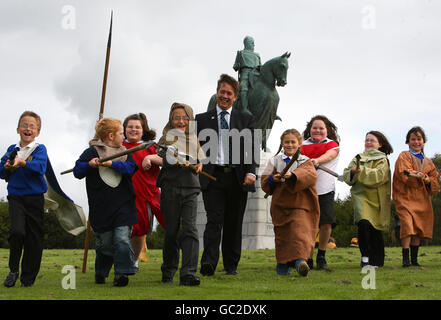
[0,111,48,288]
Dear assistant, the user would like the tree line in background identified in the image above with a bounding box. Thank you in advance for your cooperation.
[0,154,440,250]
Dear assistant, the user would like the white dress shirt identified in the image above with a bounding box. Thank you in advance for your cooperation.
[216,105,232,166]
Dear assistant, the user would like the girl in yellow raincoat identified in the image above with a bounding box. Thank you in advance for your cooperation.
[343,131,393,268]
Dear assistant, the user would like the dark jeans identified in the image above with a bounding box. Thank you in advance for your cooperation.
[7,194,44,284]
[160,187,199,279]
[95,225,137,277]
[201,168,248,272]
[357,219,385,266]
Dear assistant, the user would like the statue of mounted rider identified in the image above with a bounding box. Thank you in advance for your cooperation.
[207,36,291,150]
[233,36,262,115]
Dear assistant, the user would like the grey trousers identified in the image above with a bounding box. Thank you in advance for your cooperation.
[160,187,199,279]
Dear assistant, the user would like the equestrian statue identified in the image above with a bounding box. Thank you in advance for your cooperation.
[207,36,291,151]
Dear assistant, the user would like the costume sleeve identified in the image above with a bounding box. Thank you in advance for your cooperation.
[343,157,358,186]
[393,152,414,187]
[427,161,440,195]
[24,144,47,176]
[290,160,317,193]
[357,158,390,188]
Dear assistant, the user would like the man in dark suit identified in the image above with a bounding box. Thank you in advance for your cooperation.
[196,74,257,276]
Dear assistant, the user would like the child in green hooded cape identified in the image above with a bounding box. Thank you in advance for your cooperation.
[343,131,393,268]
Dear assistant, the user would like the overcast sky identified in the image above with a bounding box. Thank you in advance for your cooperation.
[1,0,440,214]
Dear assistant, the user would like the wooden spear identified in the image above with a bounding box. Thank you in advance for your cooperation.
[82,11,113,274]
[264,149,300,199]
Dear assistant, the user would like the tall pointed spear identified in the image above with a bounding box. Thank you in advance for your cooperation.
[98,11,112,121]
[82,11,113,274]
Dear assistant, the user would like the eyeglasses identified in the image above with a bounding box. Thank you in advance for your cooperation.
[172,116,190,121]
[19,124,38,130]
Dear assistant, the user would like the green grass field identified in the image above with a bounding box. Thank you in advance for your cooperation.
[1,246,441,300]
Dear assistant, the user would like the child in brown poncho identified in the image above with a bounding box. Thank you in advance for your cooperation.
[261,129,319,277]
[392,126,439,267]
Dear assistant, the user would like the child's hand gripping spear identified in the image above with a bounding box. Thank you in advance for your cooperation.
[264,149,300,199]
[404,169,431,184]
[155,144,216,181]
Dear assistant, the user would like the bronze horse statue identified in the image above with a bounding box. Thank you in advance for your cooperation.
[208,52,291,150]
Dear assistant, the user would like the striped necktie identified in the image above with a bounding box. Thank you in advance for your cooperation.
[220,111,232,165]
[220,111,229,129]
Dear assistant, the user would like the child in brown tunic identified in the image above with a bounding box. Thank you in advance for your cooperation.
[392,126,439,267]
[261,129,319,277]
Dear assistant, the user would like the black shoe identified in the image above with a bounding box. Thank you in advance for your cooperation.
[403,260,411,267]
[200,263,215,276]
[410,245,420,266]
[161,275,173,284]
[21,281,34,287]
[225,269,238,276]
[4,272,19,288]
[113,274,129,287]
[95,274,106,284]
[402,248,411,267]
[316,256,328,270]
[180,275,200,286]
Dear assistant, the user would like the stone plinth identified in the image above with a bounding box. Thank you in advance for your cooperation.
[196,150,275,250]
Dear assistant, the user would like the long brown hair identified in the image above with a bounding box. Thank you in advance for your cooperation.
[366,130,393,155]
[302,115,340,144]
[275,129,302,156]
[123,113,156,141]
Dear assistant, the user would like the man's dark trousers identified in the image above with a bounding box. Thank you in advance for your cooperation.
[201,167,248,272]
[196,107,256,273]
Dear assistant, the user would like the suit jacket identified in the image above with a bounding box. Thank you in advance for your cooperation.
[195,108,257,192]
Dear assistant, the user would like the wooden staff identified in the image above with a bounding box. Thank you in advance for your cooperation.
[155,144,216,182]
[82,11,113,274]
[404,170,422,179]
[264,149,300,199]
[316,164,344,182]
